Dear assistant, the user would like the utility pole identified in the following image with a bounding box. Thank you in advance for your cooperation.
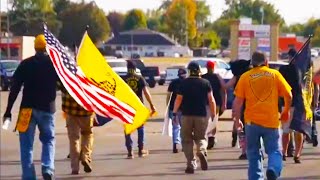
[6,0,11,59]
[260,7,264,25]
[185,8,188,47]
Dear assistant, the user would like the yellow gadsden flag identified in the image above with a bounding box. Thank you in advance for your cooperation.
[76,32,150,134]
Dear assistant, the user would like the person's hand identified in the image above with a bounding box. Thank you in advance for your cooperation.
[234,119,244,131]
[280,110,290,122]
[3,111,11,123]
[150,104,156,116]
[211,113,216,122]
[172,113,179,125]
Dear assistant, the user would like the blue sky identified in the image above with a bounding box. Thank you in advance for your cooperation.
[1,0,320,25]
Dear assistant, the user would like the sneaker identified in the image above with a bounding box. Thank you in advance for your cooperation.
[238,153,247,160]
[127,150,134,159]
[43,173,53,180]
[138,149,149,157]
[207,137,215,150]
[313,136,318,147]
[185,167,194,174]
[294,156,301,164]
[282,155,286,161]
[173,143,179,153]
[197,152,208,170]
[266,169,278,180]
[82,161,92,173]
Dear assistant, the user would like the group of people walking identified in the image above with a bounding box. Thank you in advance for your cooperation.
[2,34,319,180]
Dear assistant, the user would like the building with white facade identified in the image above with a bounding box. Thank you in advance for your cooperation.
[103,29,192,57]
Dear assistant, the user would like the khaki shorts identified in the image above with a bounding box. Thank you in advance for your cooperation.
[281,107,294,134]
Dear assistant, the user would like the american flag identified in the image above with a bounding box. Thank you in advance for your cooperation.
[44,25,135,124]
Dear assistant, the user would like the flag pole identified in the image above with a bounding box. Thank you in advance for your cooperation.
[289,35,313,64]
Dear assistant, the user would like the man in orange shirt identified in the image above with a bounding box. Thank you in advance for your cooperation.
[233,51,292,180]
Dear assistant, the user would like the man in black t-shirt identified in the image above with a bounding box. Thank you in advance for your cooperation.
[173,62,216,174]
[122,60,156,159]
[202,61,226,149]
[167,68,187,153]
[3,34,59,180]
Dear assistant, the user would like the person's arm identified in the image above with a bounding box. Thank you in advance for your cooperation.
[232,97,244,121]
[173,95,182,114]
[4,64,24,118]
[208,91,216,118]
[143,87,156,113]
[232,75,246,129]
[217,74,227,111]
[277,72,293,121]
[223,76,237,89]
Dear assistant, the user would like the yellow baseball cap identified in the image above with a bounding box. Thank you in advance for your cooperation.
[34,34,46,49]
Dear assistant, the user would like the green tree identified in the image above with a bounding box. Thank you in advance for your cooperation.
[281,23,304,36]
[201,30,221,49]
[9,0,61,36]
[303,18,320,37]
[123,9,147,30]
[222,0,284,25]
[53,0,71,16]
[165,0,197,45]
[211,18,232,48]
[59,2,110,47]
[195,0,211,28]
[311,26,320,47]
[107,11,125,36]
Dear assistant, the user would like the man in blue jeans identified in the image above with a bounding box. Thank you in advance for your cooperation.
[233,52,292,180]
[3,34,59,180]
[166,68,187,153]
[122,60,156,159]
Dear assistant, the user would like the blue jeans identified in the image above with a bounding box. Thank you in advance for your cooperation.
[246,124,282,180]
[169,111,181,145]
[19,109,55,180]
[125,125,144,150]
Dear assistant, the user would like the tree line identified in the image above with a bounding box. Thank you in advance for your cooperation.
[3,0,320,49]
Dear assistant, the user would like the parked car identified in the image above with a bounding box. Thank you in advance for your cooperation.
[164,65,186,83]
[130,59,160,88]
[0,60,20,91]
[311,49,318,58]
[268,60,288,70]
[158,71,166,85]
[106,58,141,77]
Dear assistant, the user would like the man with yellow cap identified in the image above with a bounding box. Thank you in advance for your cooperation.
[3,34,59,180]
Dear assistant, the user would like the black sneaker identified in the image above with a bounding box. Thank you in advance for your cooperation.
[173,143,179,153]
[207,137,215,150]
[82,161,92,173]
[266,169,278,180]
[43,173,53,180]
[197,152,208,170]
[232,132,237,147]
[185,167,194,174]
[313,136,318,147]
[282,155,286,161]
[294,156,301,164]
[238,153,247,160]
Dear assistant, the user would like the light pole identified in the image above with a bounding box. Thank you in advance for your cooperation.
[6,0,11,59]
[260,7,264,25]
